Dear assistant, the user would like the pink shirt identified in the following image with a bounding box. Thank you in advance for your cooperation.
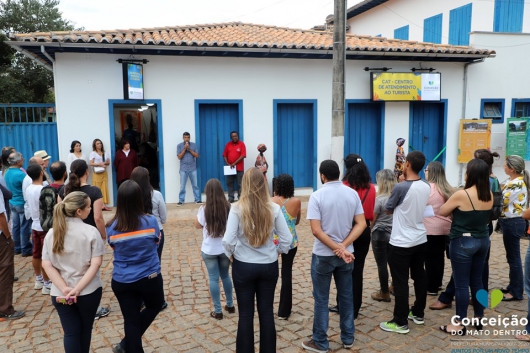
[423,182,452,235]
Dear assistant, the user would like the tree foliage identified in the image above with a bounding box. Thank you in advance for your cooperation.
[0,0,77,103]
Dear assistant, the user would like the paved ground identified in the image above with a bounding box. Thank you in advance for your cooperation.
[2,200,530,352]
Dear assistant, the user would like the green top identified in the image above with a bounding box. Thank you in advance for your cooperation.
[449,190,491,239]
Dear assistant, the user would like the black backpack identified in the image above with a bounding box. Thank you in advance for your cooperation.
[39,185,64,232]
[489,177,502,222]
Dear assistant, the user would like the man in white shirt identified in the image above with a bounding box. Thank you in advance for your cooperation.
[22,156,47,255]
[26,164,51,294]
[302,160,366,353]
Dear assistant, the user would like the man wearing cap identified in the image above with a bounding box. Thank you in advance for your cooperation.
[176,132,201,205]
[4,152,32,256]
[34,150,52,183]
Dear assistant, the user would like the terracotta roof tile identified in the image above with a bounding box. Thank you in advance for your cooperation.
[8,22,495,56]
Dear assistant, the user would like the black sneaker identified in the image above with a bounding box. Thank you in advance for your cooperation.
[112,343,126,353]
[95,306,110,320]
[177,202,183,206]
[195,200,203,204]
[0,310,25,321]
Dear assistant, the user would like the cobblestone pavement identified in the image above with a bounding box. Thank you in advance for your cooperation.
[2,201,530,352]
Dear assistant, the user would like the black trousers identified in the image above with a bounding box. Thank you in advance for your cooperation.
[278,247,297,318]
[425,235,447,293]
[388,243,427,326]
[112,274,164,353]
[0,234,15,316]
[226,171,244,201]
[334,220,371,318]
[52,287,102,353]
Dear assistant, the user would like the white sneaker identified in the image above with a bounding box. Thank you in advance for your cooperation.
[42,284,51,295]
[34,280,44,290]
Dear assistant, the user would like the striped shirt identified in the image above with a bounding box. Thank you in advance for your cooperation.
[107,215,160,283]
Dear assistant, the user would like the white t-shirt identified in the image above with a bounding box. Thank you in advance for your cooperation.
[307,181,364,256]
[386,179,431,248]
[23,175,48,220]
[67,153,86,164]
[198,206,224,255]
[26,184,44,231]
[89,151,110,166]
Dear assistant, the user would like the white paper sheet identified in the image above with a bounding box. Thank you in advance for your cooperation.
[224,166,237,175]
[423,205,435,218]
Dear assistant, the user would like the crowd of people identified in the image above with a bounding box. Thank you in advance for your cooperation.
[2,132,530,352]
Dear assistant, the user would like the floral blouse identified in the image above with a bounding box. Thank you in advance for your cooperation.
[502,176,527,218]
[273,200,298,249]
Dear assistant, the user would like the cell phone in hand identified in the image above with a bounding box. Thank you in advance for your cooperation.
[56,296,76,305]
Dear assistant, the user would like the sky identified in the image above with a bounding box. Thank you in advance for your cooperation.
[56,0,362,32]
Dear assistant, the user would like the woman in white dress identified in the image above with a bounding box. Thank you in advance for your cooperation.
[89,139,111,211]
[67,141,86,165]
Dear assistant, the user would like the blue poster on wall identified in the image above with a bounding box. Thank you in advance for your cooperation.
[122,63,144,100]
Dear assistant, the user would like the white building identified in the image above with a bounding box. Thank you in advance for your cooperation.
[323,0,530,180]
[7,22,494,203]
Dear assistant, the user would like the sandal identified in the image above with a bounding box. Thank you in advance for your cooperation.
[516,334,530,342]
[440,324,467,336]
[210,311,223,320]
[499,287,510,294]
[502,294,522,301]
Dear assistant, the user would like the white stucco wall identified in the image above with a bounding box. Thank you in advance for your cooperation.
[53,52,468,204]
[346,0,500,42]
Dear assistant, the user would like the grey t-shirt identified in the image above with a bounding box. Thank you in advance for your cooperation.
[177,142,198,172]
[307,181,364,256]
[372,194,393,233]
[386,179,430,248]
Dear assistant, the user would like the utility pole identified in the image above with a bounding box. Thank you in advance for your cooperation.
[331,0,346,165]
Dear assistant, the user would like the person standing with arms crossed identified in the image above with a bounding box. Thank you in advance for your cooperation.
[223,131,246,203]
[176,132,201,205]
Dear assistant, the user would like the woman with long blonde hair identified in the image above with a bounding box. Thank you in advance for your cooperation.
[370,169,396,302]
[41,191,105,353]
[223,168,292,353]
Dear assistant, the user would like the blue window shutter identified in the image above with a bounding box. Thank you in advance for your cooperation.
[423,14,442,43]
[394,25,409,40]
[449,3,472,45]
[494,0,524,32]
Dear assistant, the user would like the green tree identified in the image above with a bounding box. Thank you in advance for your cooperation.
[0,0,77,103]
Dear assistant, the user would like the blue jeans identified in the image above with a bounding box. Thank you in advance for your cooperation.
[9,204,32,255]
[524,245,530,332]
[232,259,278,353]
[52,287,102,353]
[201,252,234,313]
[311,254,354,350]
[450,236,490,320]
[500,217,525,299]
[179,170,200,202]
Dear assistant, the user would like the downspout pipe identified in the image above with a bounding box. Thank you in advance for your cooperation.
[459,58,485,185]
[41,45,55,65]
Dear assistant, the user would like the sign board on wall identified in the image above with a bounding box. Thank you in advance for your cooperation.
[122,63,144,100]
[371,72,441,102]
[506,118,527,158]
[457,119,491,163]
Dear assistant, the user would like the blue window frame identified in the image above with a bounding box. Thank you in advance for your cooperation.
[394,25,409,40]
[494,0,524,33]
[480,99,505,124]
[512,99,530,117]
[449,4,472,45]
[424,14,442,43]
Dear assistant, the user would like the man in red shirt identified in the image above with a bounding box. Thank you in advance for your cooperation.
[222,131,246,203]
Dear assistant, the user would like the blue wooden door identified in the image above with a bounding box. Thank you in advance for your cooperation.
[410,102,445,177]
[198,104,239,191]
[345,102,384,182]
[275,103,315,188]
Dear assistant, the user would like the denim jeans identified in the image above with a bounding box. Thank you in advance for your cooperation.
[201,252,234,314]
[311,254,354,350]
[371,229,390,293]
[52,287,102,353]
[179,170,200,202]
[226,171,243,202]
[232,259,278,353]
[278,247,297,318]
[9,204,32,255]
[450,236,490,319]
[524,245,530,332]
[499,217,525,299]
[388,243,427,326]
[112,274,164,353]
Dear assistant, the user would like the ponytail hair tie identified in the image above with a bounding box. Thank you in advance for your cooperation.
[357,158,362,163]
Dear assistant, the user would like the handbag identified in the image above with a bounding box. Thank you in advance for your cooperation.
[489,177,502,222]
[93,166,105,174]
